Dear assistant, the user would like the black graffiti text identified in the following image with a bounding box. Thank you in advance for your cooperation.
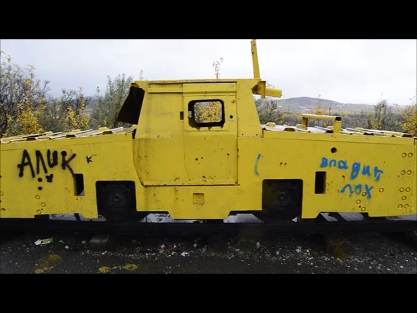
[18,149,76,178]
[61,151,76,175]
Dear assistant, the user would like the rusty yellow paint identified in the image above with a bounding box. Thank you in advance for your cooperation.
[34,254,63,274]
[0,40,416,222]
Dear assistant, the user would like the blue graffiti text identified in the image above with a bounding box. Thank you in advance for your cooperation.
[320,157,383,182]
[340,184,374,199]
[254,154,262,176]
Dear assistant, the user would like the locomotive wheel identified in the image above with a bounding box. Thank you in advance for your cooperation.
[96,181,147,223]
[253,179,302,223]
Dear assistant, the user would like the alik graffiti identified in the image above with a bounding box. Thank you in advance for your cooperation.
[319,157,384,199]
[17,149,77,180]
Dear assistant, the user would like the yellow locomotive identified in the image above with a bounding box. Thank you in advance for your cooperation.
[0,40,416,224]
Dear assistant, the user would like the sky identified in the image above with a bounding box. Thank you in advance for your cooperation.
[1,39,416,106]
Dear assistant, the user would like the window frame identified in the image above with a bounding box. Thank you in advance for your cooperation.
[187,99,226,129]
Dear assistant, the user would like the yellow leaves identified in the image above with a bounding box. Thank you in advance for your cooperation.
[76,87,90,130]
[366,111,378,130]
[194,101,223,123]
[34,254,63,274]
[275,112,290,126]
[366,99,392,131]
[63,106,89,132]
[122,264,138,271]
[18,102,43,134]
[58,88,90,132]
[395,102,417,137]
[4,78,46,136]
[0,52,49,137]
[64,106,78,131]
[98,266,112,274]
[97,264,139,274]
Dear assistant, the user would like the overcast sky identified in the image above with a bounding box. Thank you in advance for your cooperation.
[1,39,416,105]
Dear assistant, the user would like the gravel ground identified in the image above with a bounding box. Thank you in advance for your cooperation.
[1,229,416,274]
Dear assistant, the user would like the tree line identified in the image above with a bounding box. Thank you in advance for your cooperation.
[0,51,135,138]
[1,52,416,138]
[255,96,416,136]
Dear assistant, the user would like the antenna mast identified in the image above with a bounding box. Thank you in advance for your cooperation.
[251,39,261,79]
[250,39,283,99]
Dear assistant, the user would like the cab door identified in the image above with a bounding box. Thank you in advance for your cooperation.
[182,82,238,185]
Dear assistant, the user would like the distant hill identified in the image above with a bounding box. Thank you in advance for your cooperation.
[84,95,376,115]
[274,97,374,114]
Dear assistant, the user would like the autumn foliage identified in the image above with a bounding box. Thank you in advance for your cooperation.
[395,96,417,137]
[1,52,415,138]
[0,51,90,137]
[0,52,49,137]
[89,74,134,129]
[194,101,223,124]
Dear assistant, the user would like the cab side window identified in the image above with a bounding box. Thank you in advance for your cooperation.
[188,99,225,128]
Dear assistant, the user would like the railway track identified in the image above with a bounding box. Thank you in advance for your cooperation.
[1,213,416,237]
[1,213,416,257]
